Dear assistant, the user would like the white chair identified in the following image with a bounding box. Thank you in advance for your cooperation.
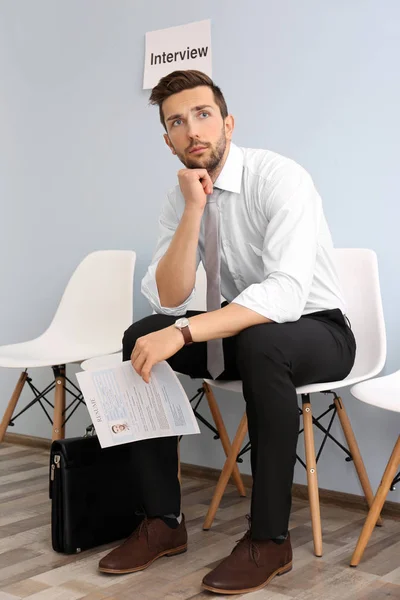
[201,248,387,559]
[349,370,400,566]
[0,250,136,442]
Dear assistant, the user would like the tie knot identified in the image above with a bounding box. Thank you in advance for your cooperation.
[208,187,222,203]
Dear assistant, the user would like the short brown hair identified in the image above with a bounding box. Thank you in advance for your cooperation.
[149,70,228,129]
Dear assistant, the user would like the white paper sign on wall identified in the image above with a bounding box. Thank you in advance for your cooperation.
[143,20,212,90]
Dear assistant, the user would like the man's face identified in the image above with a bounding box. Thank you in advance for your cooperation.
[112,424,126,433]
[162,86,233,173]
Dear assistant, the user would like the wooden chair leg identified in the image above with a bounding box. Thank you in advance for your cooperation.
[0,371,28,443]
[203,382,246,497]
[203,412,248,530]
[350,436,400,567]
[302,395,323,557]
[52,366,66,441]
[334,396,383,527]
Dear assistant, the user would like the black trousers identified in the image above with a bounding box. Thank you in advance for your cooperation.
[123,308,356,540]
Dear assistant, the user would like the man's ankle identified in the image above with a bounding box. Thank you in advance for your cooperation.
[271,533,288,545]
[251,533,289,545]
[159,513,182,529]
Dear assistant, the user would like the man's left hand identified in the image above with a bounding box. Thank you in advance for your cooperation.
[131,325,185,383]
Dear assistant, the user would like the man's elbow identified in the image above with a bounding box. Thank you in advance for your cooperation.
[278,297,305,322]
[290,311,303,322]
[284,304,305,322]
[156,278,181,308]
[158,294,177,309]
[157,286,184,309]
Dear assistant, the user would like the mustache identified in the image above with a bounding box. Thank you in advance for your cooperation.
[186,141,211,152]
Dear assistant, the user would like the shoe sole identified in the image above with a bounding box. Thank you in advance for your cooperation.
[98,543,188,574]
[201,560,293,594]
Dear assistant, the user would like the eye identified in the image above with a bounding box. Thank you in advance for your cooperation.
[172,119,183,127]
[199,112,209,118]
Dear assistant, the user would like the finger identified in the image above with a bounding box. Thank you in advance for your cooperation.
[200,173,213,195]
[141,359,153,383]
[131,345,140,365]
[132,353,147,376]
[131,337,147,365]
[202,181,213,195]
[205,173,213,195]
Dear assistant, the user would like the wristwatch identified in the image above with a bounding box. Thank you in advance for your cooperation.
[174,317,193,345]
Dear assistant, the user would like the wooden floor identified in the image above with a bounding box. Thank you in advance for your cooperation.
[0,443,399,600]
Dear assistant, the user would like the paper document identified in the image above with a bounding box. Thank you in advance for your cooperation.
[76,361,200,448]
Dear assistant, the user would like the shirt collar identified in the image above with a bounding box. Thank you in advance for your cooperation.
[214,142,243,194]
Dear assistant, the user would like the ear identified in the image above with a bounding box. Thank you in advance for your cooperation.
[224,115,235,141]
[164,133,176,155]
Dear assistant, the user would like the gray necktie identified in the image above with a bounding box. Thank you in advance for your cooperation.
[204,189,225,379]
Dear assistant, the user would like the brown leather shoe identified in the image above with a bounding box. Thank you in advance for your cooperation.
[202,531,292,594]
[98,515,187,574]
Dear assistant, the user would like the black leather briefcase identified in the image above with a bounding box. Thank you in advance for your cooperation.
[49,433,142,554]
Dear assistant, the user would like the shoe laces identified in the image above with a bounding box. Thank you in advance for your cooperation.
[233,514,261,566]
[135,517,150,540]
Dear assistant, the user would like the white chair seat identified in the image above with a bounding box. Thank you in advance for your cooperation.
[204,374,379,397]
[351,370,400,414]
[0,336,123,369]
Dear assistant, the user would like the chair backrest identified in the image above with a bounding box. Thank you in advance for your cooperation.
[334,248,386,380]
[189,250,387,381]
[43,250,136,353]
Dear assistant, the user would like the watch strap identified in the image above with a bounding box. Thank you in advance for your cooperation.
[180,325,193,345]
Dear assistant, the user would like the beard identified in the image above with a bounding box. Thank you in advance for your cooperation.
[175,128,227,176]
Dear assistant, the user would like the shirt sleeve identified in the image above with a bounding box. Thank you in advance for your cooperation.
[141,191,200,316]
[232,166,322,322]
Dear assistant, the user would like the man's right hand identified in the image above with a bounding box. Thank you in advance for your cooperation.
[178,169,213,212]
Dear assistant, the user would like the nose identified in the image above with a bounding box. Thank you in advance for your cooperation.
[186,116,200,141]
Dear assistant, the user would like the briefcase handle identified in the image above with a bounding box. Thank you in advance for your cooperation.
[84,424,96,437]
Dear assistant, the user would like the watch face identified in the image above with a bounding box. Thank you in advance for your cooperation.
[176,317,189,329]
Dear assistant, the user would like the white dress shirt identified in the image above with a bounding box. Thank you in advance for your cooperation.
[141,143,346,322]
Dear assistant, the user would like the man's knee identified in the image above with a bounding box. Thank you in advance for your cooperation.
[122,314,175,358]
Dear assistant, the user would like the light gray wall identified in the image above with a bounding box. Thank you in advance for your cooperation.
[0,0,399,502]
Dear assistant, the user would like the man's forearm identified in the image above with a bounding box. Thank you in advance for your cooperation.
[156,207,203,307]
[188,302,272,341]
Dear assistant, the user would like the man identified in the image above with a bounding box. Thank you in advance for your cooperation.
[99,70,356,594]
[111,423,130,434]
